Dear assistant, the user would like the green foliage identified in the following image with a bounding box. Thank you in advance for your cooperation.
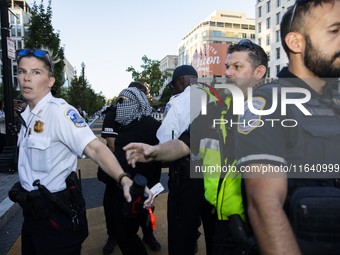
[126,55,172,97]
[23,0,65,97]
[0,84,21,100]
[159,87,173,105]
[68,70,104,116]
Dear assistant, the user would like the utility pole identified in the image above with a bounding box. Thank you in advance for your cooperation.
[0,0,18,172]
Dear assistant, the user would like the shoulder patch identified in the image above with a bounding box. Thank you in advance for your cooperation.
[237,97,266,135]
[163,102,172,119]
[64,108,87,128]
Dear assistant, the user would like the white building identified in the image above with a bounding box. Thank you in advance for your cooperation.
[255,0,294,78]
[178,10,256,70]
[8,0,32,87]
[158,55,178,100]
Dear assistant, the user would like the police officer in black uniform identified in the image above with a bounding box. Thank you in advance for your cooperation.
[235,1,340,254]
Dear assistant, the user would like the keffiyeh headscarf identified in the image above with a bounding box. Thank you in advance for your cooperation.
[115,87,152,126]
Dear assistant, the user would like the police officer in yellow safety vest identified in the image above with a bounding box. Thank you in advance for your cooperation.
[190,40,268,255]
[124,40,268,255]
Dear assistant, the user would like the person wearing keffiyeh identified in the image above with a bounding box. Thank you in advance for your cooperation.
[115,87,152,126]
[111,86,162,255]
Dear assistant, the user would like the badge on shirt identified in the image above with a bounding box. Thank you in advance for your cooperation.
[64,108,87,128]
[163,102,172,119]
[34,120,44,133]
[237,97,266,135]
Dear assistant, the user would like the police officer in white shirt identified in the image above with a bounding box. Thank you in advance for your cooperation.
[12,49,153,255]
[156,65,206,255]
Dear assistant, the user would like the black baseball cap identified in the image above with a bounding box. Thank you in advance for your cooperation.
[166,65,198,88]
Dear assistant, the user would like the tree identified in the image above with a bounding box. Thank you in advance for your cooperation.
[68,69,104,116]
[126,55,172,97]
[23,0,65,97]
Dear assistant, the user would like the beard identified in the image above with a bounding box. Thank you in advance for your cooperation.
[304,35,340,78]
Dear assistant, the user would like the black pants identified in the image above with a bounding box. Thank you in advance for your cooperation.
[212,220,237,255]
[103,181,153,238]
[112,185,149,255]
[21,209,88,255]
[167,177,205,255]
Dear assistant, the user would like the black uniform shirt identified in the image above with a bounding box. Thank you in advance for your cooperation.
[235,67,338,174]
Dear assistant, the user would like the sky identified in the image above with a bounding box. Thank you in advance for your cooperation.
[27,0,256,100]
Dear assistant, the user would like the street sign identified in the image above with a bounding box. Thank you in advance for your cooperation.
[7,37,15,60]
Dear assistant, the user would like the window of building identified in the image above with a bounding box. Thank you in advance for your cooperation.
[186,41,189,45]
[276,65,280,74]
[11,26,16,36]
[276,12,281,25]
[226,23,233,28]
[249,25,255,30]
[17,26,21,37]
[239,33,247,38]
[233,23,241,29]
[213,41,222,44]
[276,47,280,59]
[266,34,270,45]
[213,31,222,37]
[277,0,281,7]
[258,6,262,17]
[17,14,21,25]
[226,32,235,37]
[217,22,224,27]
[10,13,15,24]
[267,1,271,12]
[259,22,262,33]
[13,65,17,75]
[267,51,270,61]
[195,34,198,39]
[251,34,255,39]
[241,24,249,30]
[190,37,193,43]
[258,37,262,46]
[267,67,270,78]
[17,40,22,49]
[267,18,271,29]
[276,30,280,42]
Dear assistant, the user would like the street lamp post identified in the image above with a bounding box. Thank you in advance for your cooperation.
[0,0,18,172]
[81,62,85,82]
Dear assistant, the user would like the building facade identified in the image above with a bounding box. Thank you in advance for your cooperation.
[7,0,32,87]
[178,10,256,78]
[157,55,178,100]
[255,0,293,78]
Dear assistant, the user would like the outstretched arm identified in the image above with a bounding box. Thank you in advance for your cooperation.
[84,139,154,207]
[124,139,190,168]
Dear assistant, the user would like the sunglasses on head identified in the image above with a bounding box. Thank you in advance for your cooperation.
[288,0,309,33]
[237,39,263,66]
[16,49,54,74]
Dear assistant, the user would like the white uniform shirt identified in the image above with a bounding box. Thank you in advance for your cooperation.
[18,92,96,193]
[156,84,205,144]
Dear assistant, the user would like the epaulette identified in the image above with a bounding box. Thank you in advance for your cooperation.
[252,78,279,92]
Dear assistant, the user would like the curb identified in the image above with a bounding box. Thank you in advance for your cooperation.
[0,197,20,229]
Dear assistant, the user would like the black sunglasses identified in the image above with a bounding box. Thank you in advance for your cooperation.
[16,49,54,75]
[288,0,309,33]
[237,39,263,66]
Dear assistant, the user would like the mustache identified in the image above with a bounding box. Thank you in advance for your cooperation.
[226,77,237,84]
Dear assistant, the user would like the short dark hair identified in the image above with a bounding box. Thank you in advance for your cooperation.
[17,52,54,78]
[281,0,335,57]
[227,43,268,78]
[128,81,148,95]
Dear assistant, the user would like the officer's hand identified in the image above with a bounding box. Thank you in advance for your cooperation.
[143,186,154,208]
[124,143,158,168]
[121,177,133,202]
[121,177,154,207]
